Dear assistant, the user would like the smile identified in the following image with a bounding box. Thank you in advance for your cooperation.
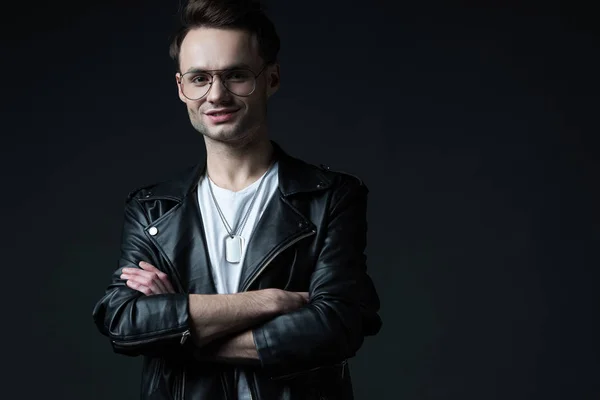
[205,109,239,123]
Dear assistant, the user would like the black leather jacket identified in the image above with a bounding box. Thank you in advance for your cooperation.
[92,143,382,399]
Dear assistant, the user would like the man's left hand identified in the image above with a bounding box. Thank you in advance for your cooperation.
[120,261,175,295]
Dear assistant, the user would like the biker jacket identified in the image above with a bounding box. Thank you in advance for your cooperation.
[92,142,382,399]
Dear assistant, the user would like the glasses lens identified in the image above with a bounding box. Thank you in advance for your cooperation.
[222,69,256,96]
[181,72,211,100]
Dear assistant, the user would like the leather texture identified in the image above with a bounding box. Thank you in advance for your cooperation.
[92,142,382,399]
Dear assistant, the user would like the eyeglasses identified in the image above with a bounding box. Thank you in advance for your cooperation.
[178,64,269,100]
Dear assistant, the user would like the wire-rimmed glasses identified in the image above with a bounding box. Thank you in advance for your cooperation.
[178,63,269,100]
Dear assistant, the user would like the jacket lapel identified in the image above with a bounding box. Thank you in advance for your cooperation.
[147,189,219,294]
[236,192,314,292]
[236,143,330,291]
[143,161,219,295]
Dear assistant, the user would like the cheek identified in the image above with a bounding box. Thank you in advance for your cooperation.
[246,93,268,112]
[186,100,204,115]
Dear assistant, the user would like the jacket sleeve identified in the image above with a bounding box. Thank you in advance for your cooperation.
[92,196,191,357]
[252,177,381,373]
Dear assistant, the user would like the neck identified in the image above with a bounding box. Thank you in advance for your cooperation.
[204,135,275,192]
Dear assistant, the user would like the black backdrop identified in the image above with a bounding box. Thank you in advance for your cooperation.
[1,1,598,399]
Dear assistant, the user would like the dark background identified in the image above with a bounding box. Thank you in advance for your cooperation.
[1,0,598,399]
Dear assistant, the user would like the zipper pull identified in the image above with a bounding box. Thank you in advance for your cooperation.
[180,329,191,345]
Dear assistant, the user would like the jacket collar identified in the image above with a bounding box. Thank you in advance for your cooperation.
[145,141,332,201]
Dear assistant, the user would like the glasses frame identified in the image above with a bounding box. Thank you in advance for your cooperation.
[177,63,270,100]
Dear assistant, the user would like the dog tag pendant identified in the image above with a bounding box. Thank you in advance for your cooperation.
[225,235,244,263]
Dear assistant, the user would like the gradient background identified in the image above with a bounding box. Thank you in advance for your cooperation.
[1,0,598,399]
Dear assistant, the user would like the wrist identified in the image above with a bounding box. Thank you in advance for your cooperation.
[254,288,284,315]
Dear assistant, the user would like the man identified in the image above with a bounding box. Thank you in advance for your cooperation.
[92,0,382,399]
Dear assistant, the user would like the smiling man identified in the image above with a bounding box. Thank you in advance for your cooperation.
[92,1,381,399]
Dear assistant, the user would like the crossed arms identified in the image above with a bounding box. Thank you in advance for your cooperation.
[92,177,381,373]
[122,262,310,362]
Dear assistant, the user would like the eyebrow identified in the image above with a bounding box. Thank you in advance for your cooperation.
[184,63,254,73]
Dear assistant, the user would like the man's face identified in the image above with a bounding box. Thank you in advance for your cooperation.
[176,28,279,145]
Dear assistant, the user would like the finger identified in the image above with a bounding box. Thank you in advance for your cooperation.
[147,272,169,293]
[126,279,153,296]
[139,261,159,272]
[123,268,169,294]
[122,274,155,294]
[122,273,165,295]
[141,267,175,294]
[139,262,174,293]
[158,273,176,293]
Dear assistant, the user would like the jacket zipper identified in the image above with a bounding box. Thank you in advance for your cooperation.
[112,329,191,347]
[240,228,316,399]
[240,229,316,292]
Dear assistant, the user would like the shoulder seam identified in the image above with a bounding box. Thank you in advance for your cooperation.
[319,164,364,186]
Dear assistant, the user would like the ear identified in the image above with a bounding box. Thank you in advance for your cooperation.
[176,73,187,103]
[266,63,280,98]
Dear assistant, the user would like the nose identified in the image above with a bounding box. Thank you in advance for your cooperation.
[206,75,231,103]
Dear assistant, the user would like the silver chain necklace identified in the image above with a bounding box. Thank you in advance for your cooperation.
[206,161,275,263]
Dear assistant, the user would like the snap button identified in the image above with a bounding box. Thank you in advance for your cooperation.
[316,182,324,188]
[149,227,158,236]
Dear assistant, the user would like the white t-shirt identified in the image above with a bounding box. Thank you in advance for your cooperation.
[196,162,279,399]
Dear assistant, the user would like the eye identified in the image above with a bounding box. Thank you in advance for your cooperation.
[187,73,211,85]
[225,70,253,82]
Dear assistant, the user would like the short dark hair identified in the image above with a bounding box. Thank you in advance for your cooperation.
[169,0,280,71]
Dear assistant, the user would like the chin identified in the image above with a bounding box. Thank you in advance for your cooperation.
[193,116,263,146]
[211,127,242,139]
[206,128,253,145]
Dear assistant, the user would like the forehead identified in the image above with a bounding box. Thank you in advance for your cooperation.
[179,27,261,72]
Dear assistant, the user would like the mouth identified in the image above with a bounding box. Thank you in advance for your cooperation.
[205,109,239,123]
